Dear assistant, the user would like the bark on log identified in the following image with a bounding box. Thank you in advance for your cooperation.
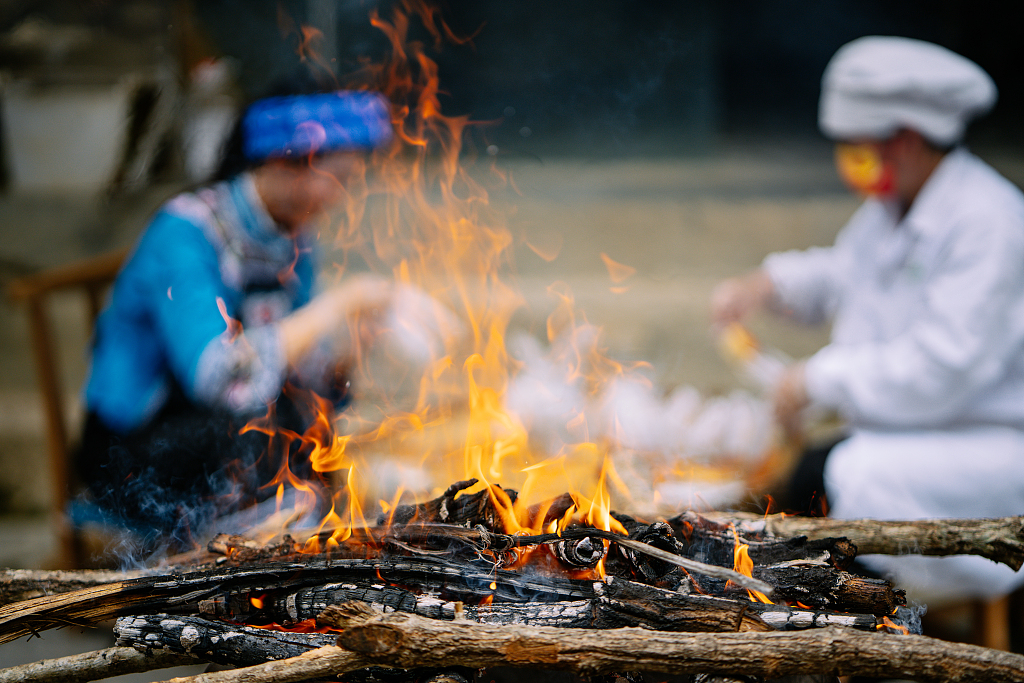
[151,605,1024,683]
[699,512,1024,570]
[0,645,196,683]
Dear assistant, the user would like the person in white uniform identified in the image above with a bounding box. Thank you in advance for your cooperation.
[711,36,1024,605]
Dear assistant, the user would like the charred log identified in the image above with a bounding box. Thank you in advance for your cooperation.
[553,536,605,569]
[382,479,517,528]
[202,577,768,633]
[668,513,857,571]
[115,614,332,666]
[749,564,904,615]
[0,557,597,644]
[209,523,775,597]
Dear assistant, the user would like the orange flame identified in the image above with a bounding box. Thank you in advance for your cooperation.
[599,253,636,284]
[877,616,910,635]
[730,526,773,604]
[224,0,686,559]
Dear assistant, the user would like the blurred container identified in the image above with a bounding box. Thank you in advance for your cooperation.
[182,58,239,183]
[1,75,133,193]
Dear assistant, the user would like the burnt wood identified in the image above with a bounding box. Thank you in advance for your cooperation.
[667,512,857,571]
[749,564,904,615]
[0,557,596,645]
[219,577,769,633]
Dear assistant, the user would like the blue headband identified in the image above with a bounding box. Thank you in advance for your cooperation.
[242,90,393,160]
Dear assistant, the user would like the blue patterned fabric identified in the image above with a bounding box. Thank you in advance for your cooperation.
[243,91,393,160]
[85,173,316,433]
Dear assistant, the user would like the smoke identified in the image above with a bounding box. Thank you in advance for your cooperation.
[893,602,927,635]
[76,397,330,567]
[504,329,774,510]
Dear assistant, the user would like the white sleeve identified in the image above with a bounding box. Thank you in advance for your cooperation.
[804,209,1024,427]
[759,202,870,325]
[761,245,842,325]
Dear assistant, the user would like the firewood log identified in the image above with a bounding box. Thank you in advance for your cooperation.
[698,512,1024,570]
[139,604,1024,683]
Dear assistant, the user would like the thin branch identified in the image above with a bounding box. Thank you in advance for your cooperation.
[701,513,1024,570]
[0,645,196,683]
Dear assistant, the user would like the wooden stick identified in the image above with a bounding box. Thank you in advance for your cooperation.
[0,568,150,606]
[151,605,1024,683]
[0,645,195,683]
[613,537,774,596]
[699,512,1024,570]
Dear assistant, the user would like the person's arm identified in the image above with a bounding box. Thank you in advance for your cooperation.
[709,269,775,329]
[711,203,874,329]
[145,216,390,416]
[277,275,392,365]
[805,210,1024,426]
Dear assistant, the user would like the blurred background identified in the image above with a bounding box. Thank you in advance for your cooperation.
[0,0,1022,567]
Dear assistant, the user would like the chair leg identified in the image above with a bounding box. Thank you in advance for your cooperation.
[974,595,1011,651]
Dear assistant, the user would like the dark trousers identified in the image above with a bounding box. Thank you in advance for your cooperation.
[75,390,314,551]
[776,437,847,516]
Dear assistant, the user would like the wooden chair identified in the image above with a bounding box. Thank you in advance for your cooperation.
[6,248,127,568]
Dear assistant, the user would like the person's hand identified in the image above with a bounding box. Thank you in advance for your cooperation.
[327,273,394,320]
[279,274,394,365]
[773,360,809,442]
[320,274,395,348]
[385,283,467,363]
[710,270,775,330]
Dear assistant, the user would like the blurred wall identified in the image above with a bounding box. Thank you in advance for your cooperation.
[189,0,1023,154]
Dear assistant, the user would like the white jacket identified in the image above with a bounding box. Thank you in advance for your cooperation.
[765,147,1024,430]
[763,148,1024,603]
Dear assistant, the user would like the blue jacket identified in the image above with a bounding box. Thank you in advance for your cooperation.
[85,174,318,433]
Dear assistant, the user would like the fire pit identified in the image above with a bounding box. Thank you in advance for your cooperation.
[2,482,1024,681]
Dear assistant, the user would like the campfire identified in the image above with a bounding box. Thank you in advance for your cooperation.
[2,3,1024,683]
[1,493,1023,681]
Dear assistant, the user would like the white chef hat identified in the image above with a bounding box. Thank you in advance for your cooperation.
[819,36,997,146]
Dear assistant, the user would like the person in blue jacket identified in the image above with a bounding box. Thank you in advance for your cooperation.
[76,87,396,549]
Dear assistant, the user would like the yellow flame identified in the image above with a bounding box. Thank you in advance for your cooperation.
[226,0,686,556]
[730,526,773,604]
